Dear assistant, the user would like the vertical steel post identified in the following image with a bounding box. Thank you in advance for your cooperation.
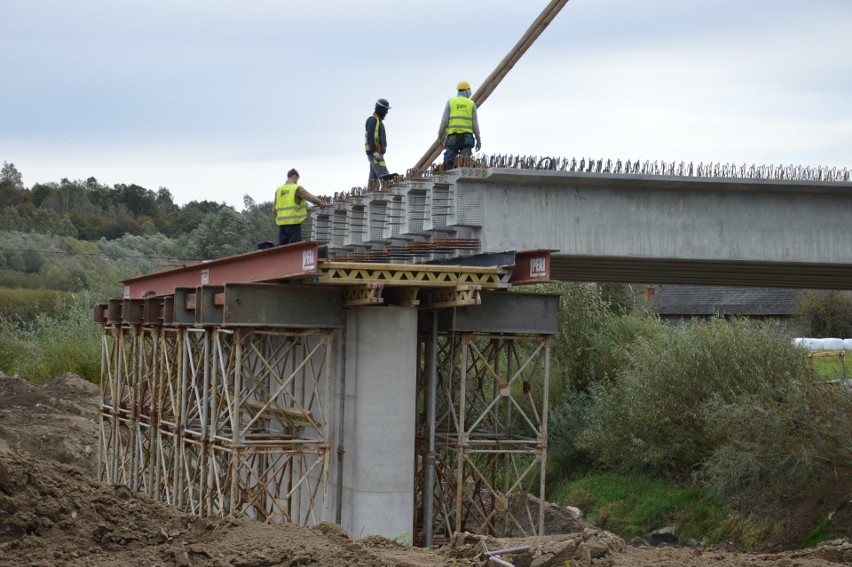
[230,329,242,516]
[424,310,438,547]
[538,337,551,536]
[176,329,188,508]
[97,328,108,482]
[200,328,211,515]
[113,326,124,482]
[335,327,347,525]
[454,334,469,534]
[322,332,333,522]
[131,325,142,492]
[503,339,513,535]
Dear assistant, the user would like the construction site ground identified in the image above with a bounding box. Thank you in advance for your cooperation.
[0,372,849,567]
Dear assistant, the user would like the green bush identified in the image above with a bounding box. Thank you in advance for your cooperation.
[0,287,73,323]
[578,317,817,482]
[528,282,615,400]
[0,293,101,383]
[547,389,595,481]
[795,290,852,338]
[701,378,852,503]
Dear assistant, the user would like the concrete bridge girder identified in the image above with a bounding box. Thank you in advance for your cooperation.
[312,169,852,288]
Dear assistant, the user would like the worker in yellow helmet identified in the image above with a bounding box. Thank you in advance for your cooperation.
[438,81,481,169]
[274,168,327,246]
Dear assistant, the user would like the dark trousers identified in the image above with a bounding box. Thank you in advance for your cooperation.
[278,223,302,246]
[443,132,475,168]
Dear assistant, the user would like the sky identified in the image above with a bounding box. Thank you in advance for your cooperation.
[2,0,851,210]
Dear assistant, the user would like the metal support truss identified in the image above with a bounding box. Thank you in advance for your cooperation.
[99,320,335,527]
[415,328,551,544]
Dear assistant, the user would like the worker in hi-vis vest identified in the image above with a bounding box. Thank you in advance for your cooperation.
[273,168,327,246]
[439,81,481,169]
[364,98,397,188]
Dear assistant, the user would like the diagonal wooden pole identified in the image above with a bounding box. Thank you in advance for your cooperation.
[412,0,570,171]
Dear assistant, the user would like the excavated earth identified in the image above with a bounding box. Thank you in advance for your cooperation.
[0,372,849,566]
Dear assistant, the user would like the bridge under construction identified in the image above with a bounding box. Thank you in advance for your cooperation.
[95,156,851,546]
[93,0,851,546]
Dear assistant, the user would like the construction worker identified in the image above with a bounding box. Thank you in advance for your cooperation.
[365,98,395,187]
[274,168,327,246]
[439,81,481,169]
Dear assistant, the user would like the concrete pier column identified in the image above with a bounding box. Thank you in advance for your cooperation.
[341,306,417,541]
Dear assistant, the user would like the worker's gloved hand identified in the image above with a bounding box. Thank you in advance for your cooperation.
[372,152,382,161]
[474,139,482,152]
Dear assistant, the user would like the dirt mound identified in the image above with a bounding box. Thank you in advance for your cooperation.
[0,373,98,475]
[447,530,852,566]
[0,372,849,566]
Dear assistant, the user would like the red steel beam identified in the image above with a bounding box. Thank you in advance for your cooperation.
[121,241,321,299]
[510,249,555,285]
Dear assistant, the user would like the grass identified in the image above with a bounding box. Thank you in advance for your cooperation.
[801,516,837,548]
[810,354,849,380]
[0,293,101,383]
[550,472,744,545]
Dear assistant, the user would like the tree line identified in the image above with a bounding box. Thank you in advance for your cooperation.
[0,161,279,299]
[1,161,244,241]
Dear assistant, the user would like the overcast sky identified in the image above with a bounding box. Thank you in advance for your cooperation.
[2,0,851,209]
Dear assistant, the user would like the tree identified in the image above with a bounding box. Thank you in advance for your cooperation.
[1,162,24,190]
[156,187,177,213]
[189,208,254,260]
[796,290,852,337]
[114,183,158,218]
[1,162,28,207]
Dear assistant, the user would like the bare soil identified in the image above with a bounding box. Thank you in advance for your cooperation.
[0,372,849,566]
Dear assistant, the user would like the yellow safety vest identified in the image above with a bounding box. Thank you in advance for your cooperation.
[275,183,307,226]
[364,114,384,153]
[447,96,474,134]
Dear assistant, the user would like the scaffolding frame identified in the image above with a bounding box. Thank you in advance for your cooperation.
[99,322,335,526]
[416,329,551,544]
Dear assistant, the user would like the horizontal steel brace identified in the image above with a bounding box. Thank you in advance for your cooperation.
[420,291,559,334]
[121,241,321,299]
[222,283,344,328]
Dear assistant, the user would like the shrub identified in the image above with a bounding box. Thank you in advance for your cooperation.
[701,378,852,503]
[0,293,100,383]
[528,282,614,399]
[578,317,817,481]
[547,314,666,483]
[0,287,72,323]
[795,290,852,338]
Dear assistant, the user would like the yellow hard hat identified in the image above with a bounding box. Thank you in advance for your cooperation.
[457,81,470,90]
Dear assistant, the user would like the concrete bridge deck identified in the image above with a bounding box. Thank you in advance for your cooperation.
[311,165,852,289]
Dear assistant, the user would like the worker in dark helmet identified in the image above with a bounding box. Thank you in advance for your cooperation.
[439,81,481,169]
[274,168,327,246]
[364,98,396,187]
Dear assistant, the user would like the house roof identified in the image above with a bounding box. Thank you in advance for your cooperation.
[650,286,802,316]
